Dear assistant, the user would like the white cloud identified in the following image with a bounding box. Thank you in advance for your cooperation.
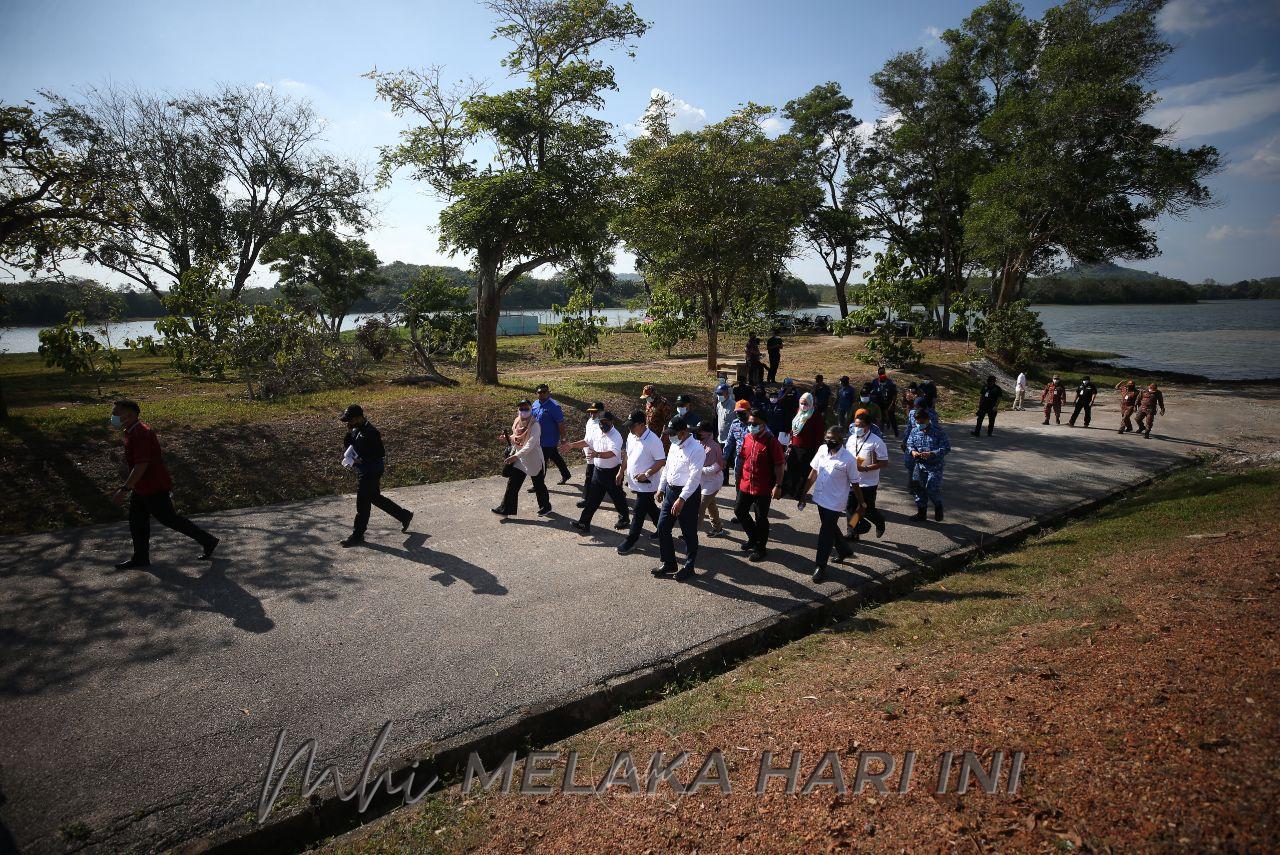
[1147,64,1280,138]
[278,79,309,90]
[254,81,272,90]
[649,87,708,133]
[1231,134,1280,178]
[922,25,943,43]
[1206,215,1280,240]
[1157,0,1220,33]
[758,116,784,137]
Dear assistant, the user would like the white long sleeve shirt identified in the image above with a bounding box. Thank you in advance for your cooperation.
[658,433,707,501]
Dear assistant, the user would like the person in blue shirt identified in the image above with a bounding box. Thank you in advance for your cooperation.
[532,383,572,484]
[905,406,951,521]
[900,396,940,492]
[723,400,751,489]
[835,375,857,431]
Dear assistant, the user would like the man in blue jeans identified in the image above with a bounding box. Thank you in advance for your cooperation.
[532,383,572,484]
[653,417,706,581]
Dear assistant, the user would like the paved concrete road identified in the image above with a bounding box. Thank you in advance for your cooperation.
[1,386,1276,853]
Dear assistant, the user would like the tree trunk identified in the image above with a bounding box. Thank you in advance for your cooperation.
[835,283,849,319]
[705,307,721,375]
[0,375,8,420]
[475,262,502,385]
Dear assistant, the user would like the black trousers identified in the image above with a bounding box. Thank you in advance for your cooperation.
[622,490,661,546]
[1068,400,1092,426]
[816,505,853,568]
[657,490,701,569]
[767,351,781,383]
[355,471,410,536]
[975,407,997,434]
[884,406,899,437]
[501,467,549,515]
[542,445,572,481]
[748,360,764,386]
[782,446,815,498]
[129,490,214,560]
[578,465,630,526]
[848,483,886,533]
[734,490,773,551]
[582,462,595,497]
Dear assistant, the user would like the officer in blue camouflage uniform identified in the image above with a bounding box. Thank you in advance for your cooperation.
[905,406,951,522]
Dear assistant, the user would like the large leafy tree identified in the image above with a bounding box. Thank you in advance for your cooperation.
[368,0,648,384]
[261,228,383,335]
[46,84,370,300]
[782,82,865,319]
[615,99,816,373]
[961,0,1219,306]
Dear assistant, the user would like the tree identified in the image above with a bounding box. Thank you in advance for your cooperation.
[47,85,370,300]
[782,82,865,318]
[639,286,700,356]
[36,310,122,396]
[615,99,816,373]
[397,270,475,384]
[961,0,1219,306]
[261,228,383,335]
[972,298,1052,365]
[833,246,935,368]
[368,0,648,384]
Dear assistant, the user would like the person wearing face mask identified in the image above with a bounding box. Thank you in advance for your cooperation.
[108,400,219,569]
[1041,375,1066,425]
[798,426,863,583]
[745,334,765,386]
[972,376,1002,437]
[641,384,672,452]
[846,412,889,540]
[1134,382,1165,439]
[1067,375,1098,428]
[696,422,726,537]
[616,410,667,555]
[731,375,752,407]
[735,408,786,562]
[812,374,832,419]
[572,401,604,508]
[673,393,702,431]
[900,396,940,494]
[835,376,857,431]
[782,391,824,498]
[765,329,784,384]
[339,403,415,547]
[653,417,706,580]
[723,400,752,489]
[493,399,551,518]
[856,384,882,428]
[870,369,899,437]
[567,411,630,535]
[906,406,951,521]
[1115,380,1139,434]
[714,384,734,446]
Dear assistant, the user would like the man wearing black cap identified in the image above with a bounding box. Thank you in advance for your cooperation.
[339,404,413,547]
[673,393,702,431]
[570,401,605,507]
[654,416,705,580]
[565,411,630,534]
[1068,375,1097,428]
[617,409,667,554]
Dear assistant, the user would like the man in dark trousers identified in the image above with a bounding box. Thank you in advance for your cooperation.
[870,369,899,436]
[340,404,414,547]
[972,375,1003,436]
[734,408,786,562]
[765,330,784,384]
[109,400,218,569]
[653,416,706,581]
[532,383,572,484]
[566,411,631,534]
[1068,375,1098,428]
[1041,375,1066,425]
[1134,383,1166,438]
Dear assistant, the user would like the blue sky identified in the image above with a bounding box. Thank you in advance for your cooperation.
[2,0,1278,285]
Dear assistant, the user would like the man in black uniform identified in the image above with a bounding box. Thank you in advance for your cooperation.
[766,330,784,384]
[340,404,414,547]
[1068,375,1098,428]
[972,375,1002,436]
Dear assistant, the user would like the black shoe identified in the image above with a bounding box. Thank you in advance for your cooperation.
[576,500,587,508]
[569,520,591,534]
[1144,432,1151,439]
[341,535,364,547]
[614,518,630,529]
[914,507,927,521]
[1042,419,1049,425]
[617,540,637,555]
[934,505,944,521]
[648,531,660,541]
[987,430,993,436]
[651,564,676,577]
[846,529,859,541]
[812,565,827,583]
[198,537,219,560]
[114,557,149,570]
[491,506,508,517]
[875,518,886,538]
[749,549,767,563]
[738,540,755,552]
[526,486,536,493]
[970,430,979,437]
[673,566,694,581]
[401,513,414,533]
[1117,429,1125,434]
[537,505,554,516]
[558,476,572,485]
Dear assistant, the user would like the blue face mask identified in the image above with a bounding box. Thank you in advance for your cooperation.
[110,414,123,429]
[749,424,763,435]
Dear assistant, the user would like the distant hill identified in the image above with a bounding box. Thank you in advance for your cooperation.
[1052,262,1167,282]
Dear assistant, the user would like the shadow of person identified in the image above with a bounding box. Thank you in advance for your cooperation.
[142,558,275,633]
[362,534,509,596]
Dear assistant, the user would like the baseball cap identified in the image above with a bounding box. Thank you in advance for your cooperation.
[535,383,550,393]
[586,401,604,412]
[675,393,692,404]
[734,399,750,411]
[627,409,647,426]
[339,404,363,422]
[666,416,688,434]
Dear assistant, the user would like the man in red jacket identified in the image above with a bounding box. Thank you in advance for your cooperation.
[109,400,218,569]
[734,408,786,562]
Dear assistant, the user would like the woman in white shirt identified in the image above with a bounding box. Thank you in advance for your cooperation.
[493,399,550,517]
[846,411,890,540]
[696,422,725,537]
[799,426,866,583]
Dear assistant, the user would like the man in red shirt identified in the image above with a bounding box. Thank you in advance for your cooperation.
[733,408,786,562]
[109,400,218,569]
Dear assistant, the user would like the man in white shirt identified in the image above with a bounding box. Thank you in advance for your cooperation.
[1013,371,1028,410]
[567,411,630,534]
[846,411,890,540]
[654,416,707,580]
[616,409,666,555]
[573,401,604,507]
[799,426,863,583]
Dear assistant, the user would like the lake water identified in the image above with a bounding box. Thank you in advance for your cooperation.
[3,300,1278,381]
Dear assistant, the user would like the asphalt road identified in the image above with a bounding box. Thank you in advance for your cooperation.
[1,385,1275,853]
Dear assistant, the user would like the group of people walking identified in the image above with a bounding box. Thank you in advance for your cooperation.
[104,363,1171,582]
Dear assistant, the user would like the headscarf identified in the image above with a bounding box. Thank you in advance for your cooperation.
[792,392,815,435]
[511,407,534,446]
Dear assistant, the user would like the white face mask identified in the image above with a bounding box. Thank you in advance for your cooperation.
[860,396,870,403]
[677,406,688,415]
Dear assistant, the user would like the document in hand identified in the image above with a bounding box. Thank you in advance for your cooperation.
[342,445,357,468]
